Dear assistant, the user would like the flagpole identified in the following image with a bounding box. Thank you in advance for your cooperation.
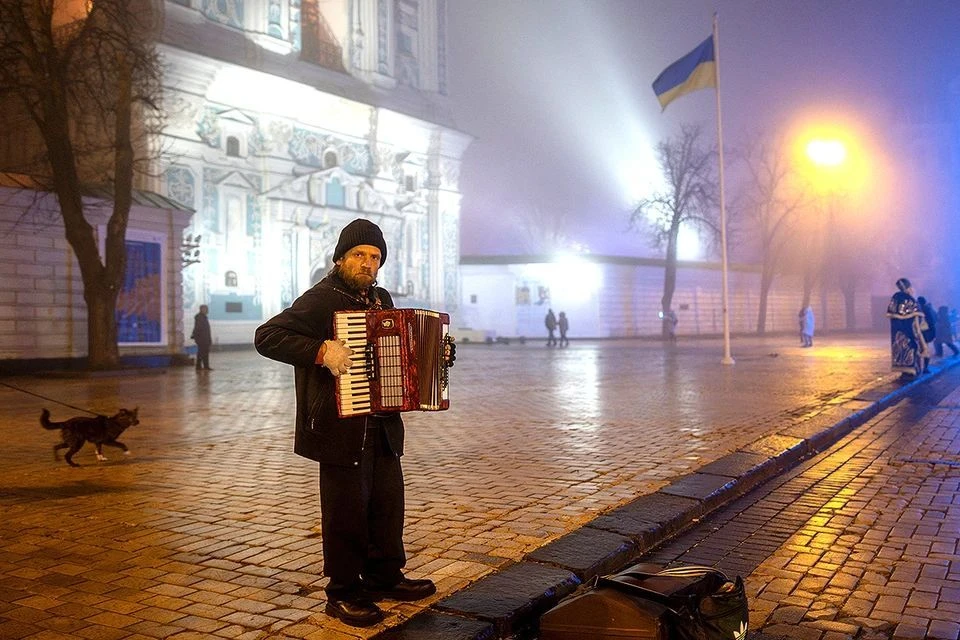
[713,13,734,365]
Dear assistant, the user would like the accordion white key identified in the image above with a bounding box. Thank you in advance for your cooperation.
[334,308,452,418]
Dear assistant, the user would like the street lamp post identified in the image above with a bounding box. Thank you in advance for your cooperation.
[805,137,847,333]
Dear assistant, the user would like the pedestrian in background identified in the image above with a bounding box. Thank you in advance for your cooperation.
[665,308,678,342]
[191,304,213,371]
[886,278,927,377]
[544,308,557,347]
[558,311,569,347]
[934,305,960,357]
[801,305,815,348]
[917,296,937,373]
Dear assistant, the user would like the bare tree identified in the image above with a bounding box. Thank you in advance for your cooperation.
[735,132,809,334]
[513,204,573,254]
[0,0,163,369]
[823,201,884,330]
[630,124,717,338]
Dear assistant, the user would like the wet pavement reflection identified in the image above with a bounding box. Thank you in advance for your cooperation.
[0,334,907,637]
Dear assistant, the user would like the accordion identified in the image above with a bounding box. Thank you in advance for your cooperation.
[334,308,452,418]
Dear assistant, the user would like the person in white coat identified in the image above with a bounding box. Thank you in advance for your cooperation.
[801,306,815,347]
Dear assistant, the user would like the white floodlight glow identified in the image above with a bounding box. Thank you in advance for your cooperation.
[806,139,847,167]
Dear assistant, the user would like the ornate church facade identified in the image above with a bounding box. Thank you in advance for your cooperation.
[157,0,470,345]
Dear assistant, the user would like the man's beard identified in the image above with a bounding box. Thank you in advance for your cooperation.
[334,264,375,292]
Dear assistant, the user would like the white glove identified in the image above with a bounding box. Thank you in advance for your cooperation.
[322,339,354,377]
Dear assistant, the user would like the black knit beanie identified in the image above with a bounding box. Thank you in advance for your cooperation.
[333,219,387,263]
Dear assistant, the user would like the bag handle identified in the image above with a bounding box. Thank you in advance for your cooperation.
[622,565,728,579]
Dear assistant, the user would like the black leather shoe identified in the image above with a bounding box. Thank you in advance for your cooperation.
[324,598,384,627]
[362,577,436,601]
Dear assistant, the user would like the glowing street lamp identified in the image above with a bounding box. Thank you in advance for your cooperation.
[806,138,847,167]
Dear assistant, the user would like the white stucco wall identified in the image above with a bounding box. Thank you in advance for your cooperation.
[0,187,193,362]
[459,257,880,340]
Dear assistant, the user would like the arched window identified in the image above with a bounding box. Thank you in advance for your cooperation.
[226,136,241,157]
[323,150,339,169]
[225,270,238,287]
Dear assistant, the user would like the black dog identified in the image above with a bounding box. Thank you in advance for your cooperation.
[40,408,140,467]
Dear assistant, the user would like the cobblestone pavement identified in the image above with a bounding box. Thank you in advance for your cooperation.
[0,334,913,639]
[644,361,960,640]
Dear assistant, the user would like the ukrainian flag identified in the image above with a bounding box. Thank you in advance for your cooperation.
[652,36,716,110]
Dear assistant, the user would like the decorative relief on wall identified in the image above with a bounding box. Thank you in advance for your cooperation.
[438,0,447,94]
[202,0,244,29]
[183,262,197,309]
[349,0,364,70]
[202,168,225,232]
[310,223,338,268]
[196,108,222,148]
[248,125,269,156]
[246,194,262,242]
[290,0,302,50]
[278,230,293,308]
[442,210,459,309]
[167,94,200,132]
[440,159,460,190]
[165,166,196,210]
[395,0,420,88]
[377,0,389,74]
[288,127,373,175]
[267,0,283,37]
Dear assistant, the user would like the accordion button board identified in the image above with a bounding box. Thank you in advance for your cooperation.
[334,308,451,418]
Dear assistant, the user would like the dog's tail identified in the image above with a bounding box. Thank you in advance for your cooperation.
[39,408,60,430]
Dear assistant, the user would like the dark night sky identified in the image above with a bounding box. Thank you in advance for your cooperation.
[446,0,960,258]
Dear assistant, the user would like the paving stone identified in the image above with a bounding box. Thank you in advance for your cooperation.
[376,611,496,640]
[434,563,578,636]
[588,492,702,548]
[525,528,636,580]
[697,450,773,479]
[742,434,808,461]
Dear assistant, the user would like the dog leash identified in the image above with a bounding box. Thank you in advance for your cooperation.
[0,380,103,416]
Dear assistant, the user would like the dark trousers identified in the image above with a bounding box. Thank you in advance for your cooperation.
[319,424,405,600]
[934,338,960,357]
[195,343,211,369]
[546,329,556,346]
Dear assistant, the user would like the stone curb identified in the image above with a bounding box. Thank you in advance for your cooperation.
[376,359,960,640]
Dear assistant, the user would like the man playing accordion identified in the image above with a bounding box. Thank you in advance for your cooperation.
[255,218,454,627]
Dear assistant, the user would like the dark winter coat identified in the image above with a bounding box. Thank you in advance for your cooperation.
[254,273,403,466]
[920,302,937,344]
[191,313,212,347]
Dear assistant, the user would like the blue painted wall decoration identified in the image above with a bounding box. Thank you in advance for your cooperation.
[202,0,244,29]
[288,127,373,175]
[117,240,163,344]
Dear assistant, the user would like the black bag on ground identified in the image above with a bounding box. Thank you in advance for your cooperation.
[600,563,749,640]
[539,563,748,640]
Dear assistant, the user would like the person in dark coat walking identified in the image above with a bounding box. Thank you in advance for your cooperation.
[934,305,960,357]
[917,296,937,373]
[544,308,557,346]
[255,219,451,627]
[558,311,569,347]
[190,304,213,371]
